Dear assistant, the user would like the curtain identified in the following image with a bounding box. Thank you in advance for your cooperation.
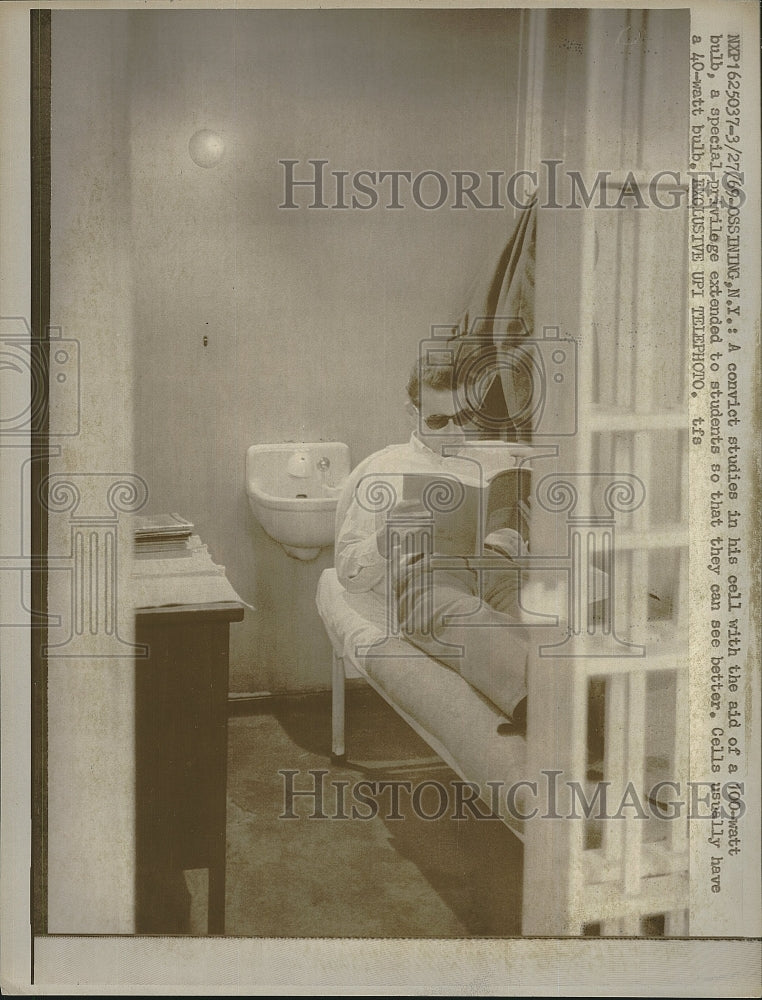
[454,199,537,443]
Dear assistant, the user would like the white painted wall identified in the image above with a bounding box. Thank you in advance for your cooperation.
[126,9,526,694]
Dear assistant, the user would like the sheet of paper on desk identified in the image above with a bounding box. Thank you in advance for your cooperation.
[131,572,251,610]
[131,538,253,609]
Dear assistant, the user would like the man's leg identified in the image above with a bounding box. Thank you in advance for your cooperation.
[396,560,529,722]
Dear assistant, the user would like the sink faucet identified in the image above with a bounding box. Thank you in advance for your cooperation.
[316,456,334,489]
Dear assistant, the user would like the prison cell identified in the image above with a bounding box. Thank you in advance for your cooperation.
[320,7,690,937]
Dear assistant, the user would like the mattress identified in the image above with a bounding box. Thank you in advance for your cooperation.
[316,567,530,829]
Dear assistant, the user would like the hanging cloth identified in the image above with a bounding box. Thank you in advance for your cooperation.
[454,198,537,442]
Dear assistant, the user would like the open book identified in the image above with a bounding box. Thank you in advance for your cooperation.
[399,444,538,557]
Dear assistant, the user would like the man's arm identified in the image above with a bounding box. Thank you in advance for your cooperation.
[335,495,388,593]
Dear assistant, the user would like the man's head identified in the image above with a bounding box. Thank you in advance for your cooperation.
[406,361,475,455]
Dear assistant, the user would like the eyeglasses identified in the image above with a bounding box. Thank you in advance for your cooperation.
[422,408,473,431]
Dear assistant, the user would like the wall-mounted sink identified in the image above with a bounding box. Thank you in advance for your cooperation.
[246,442,351,560]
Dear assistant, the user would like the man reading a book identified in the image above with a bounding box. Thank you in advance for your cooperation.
[336,358,530,732]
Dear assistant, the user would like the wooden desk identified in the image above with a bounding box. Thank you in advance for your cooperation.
[135,600,244,935]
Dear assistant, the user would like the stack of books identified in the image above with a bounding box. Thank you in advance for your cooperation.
[130,514,249,610]
[133,512,196,557]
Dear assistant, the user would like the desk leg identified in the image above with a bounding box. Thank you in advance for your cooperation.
[208,655,229,936]
[136,609,241,936]
[208,858,226,935]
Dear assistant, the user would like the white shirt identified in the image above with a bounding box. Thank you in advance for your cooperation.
[335,433,456,595]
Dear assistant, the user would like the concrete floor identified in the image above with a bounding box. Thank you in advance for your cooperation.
[188,687,523,937]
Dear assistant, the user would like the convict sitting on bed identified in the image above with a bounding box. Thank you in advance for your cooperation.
[335,358,530,732]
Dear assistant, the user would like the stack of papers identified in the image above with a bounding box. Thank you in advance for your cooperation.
[130,523,251,610]
[133,512,195,555]
[131,572,245,610]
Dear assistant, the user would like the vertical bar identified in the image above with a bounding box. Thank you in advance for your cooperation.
[514,9,527,181]
[31,3,52,940]
[629,542,650,637]
[676,517,690,626]
[565,659,589,929]
[619,914,642,936]
[619,9,646,169]
[207,861,225,936]
[589,270,617,412]
[104,530,114,635]
[670,666,690,858]
[571,529,582,635]
[612,535,632,640]
[417,531,432,638]
[614,215,637,415]
[603,674,628,872]
[567,13,617,935]
[89,530,99,634]
[388,526,400,635]
[665,908,689,936]
[584,9,630,167]
[331,651,346,759]
[74,529,84,635]
[522,657,587,935]
[631,208,658,638]
[629,317,651,635]
[612,434,634,533]
[586,531,596,635]
[521,9,547,172]
[623,672,647,895]
[208,623,230,935]
[601,529,613,635]
[670,395,690,863]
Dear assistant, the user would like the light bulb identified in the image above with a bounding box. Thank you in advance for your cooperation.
[188,129,225,168]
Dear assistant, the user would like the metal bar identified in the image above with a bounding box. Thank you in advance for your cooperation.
[331,651,346,759]
[623,671,647,895]
[602,674,627,874]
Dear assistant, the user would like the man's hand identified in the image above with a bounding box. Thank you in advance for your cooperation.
[375,501,431,559]
[483,527,527,560]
